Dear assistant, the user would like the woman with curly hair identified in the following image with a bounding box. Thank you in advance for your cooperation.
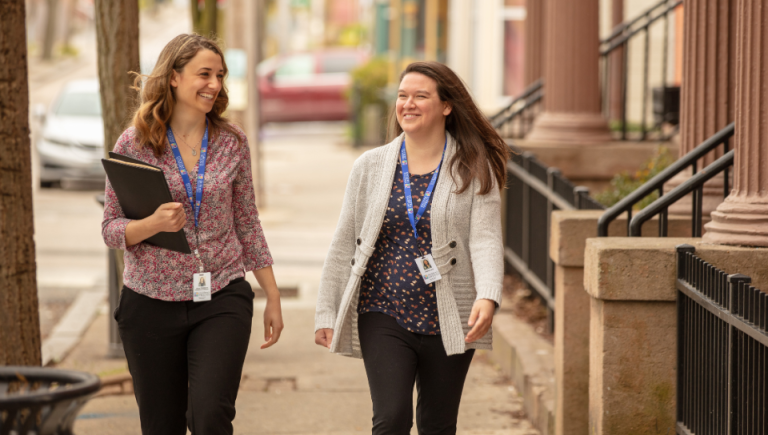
[102,34,283,435]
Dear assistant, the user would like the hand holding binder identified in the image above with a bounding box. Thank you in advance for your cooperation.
[102,153,192,254]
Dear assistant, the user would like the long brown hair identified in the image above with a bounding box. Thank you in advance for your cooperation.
[130,34,240,157]
[388,62,509,195]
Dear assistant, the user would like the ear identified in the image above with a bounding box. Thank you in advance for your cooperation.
[442,102,452,117]
[170,70,180,89]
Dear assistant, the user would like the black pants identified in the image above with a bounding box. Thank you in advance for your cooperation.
[115,278,254,435]
[358,312,475,435]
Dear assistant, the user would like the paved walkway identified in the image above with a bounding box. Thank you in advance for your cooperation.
[53,127,540,434]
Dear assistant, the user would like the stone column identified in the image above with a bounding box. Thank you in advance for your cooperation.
[666,0,736,216]
[524,0,544,86]
[703,0,768,246]
[607,0,624,122]
[526,0,612,143]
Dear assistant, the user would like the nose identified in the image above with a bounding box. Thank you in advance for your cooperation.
[404,96,416,109]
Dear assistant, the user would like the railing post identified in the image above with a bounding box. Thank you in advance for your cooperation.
[522,153,533,268]
[546,167,559,333]
[676,244,695,429]
[727,273,752,435]
[574,186,590,210]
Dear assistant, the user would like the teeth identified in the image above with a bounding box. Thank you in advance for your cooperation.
[199,93,214,100]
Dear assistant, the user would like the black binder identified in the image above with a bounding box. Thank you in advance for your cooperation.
[102,153,192,254]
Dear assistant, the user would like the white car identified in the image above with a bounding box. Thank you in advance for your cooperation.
[36,79,105,187]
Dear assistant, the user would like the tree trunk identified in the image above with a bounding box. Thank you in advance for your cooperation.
[0,0,42,366]
[191,0,202,34]
[41,0,57,60]
[94,0,140,155]
[204,0,217,37]
[95,0,139,356]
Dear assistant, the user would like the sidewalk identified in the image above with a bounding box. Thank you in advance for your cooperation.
[54,129,540,434]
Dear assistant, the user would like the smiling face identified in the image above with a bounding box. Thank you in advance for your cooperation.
[170,49,224,115]
[396,72,452,137]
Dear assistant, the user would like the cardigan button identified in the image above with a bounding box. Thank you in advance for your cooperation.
[356,238,362,245]
[351,259,356,266]
[449,241,457,248]
[450,258,457,265]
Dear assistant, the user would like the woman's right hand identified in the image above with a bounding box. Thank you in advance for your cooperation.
[125,202,186,247]
[149,202,186,233]
[314,328,334,349]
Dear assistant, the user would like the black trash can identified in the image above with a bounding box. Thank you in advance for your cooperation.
[0,366,100,435]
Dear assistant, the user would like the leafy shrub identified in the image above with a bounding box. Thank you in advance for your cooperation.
[593,146,675,210]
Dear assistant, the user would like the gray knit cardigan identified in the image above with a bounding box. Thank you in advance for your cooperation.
[314,132,504,358]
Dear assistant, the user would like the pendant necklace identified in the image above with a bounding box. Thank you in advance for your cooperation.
[172,128,200,156]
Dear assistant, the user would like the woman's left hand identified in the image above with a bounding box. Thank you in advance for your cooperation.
[465,299,496,343]
[252,266,284,349]
[261,296,284,349]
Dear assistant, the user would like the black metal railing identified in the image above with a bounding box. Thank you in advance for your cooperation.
[676,244,768,435]
[597,123,735,238]
[504,146,604,332]
[600,0,682,141]
[490,80,543,139]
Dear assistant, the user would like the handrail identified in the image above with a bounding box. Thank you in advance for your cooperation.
[600,0,683,56]
[629,150,734,236]
[488,79,543,124]
[597,123,735,237]
[601,0,679,46]
[492,90,543,130]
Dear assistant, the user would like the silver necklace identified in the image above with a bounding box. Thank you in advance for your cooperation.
[172,128,200,156]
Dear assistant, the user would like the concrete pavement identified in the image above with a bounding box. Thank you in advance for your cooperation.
[51,128,540,434]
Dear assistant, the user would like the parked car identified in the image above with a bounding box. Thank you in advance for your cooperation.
[35,79,105,187]
[259,49,368,123]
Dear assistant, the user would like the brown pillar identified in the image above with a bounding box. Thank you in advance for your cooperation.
[608,0,623,122]
[666,0,736,216]
[526,0,611,143]
[524,0,544,86]
[703,0,768,246]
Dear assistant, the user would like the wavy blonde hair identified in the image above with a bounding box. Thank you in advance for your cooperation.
[130,34,240,157]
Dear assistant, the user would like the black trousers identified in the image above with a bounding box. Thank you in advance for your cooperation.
[358,312,475,435]
[115,277,254,435]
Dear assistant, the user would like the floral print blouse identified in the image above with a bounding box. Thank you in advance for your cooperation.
[101,125,273,301]
[357,162,440,335]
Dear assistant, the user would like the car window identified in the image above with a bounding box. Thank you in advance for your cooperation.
[320,54,359,74]
[275,54,315,79]
[54,91,102,117]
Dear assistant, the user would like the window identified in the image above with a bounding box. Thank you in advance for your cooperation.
[275,54,315,80]
[54,92,102,117]
[320,54,360,74]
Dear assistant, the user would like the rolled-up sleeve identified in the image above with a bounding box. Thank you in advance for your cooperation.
[232,131,273,271]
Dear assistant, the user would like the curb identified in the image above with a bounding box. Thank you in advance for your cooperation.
[490,312,556,435]
[41,290,106,366]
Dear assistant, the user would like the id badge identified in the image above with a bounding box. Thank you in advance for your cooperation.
[415,254,442,284]
[193,272,212,302]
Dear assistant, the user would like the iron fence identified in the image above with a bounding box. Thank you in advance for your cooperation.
[503,147,604,332]
[676,244,768,435]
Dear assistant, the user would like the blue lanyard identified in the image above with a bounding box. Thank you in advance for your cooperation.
[166,121,209,229]
[400,138,446,240]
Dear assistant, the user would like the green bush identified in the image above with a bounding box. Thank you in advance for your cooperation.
[347,57,390,108]
[593,146,675,210]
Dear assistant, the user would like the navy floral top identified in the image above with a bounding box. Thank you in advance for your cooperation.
[357,162,440,335]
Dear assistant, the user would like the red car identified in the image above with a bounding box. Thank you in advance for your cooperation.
[259,49,368,123]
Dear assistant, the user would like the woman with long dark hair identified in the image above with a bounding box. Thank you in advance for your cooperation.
[102,34,283,435]
[315,61,508,434]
